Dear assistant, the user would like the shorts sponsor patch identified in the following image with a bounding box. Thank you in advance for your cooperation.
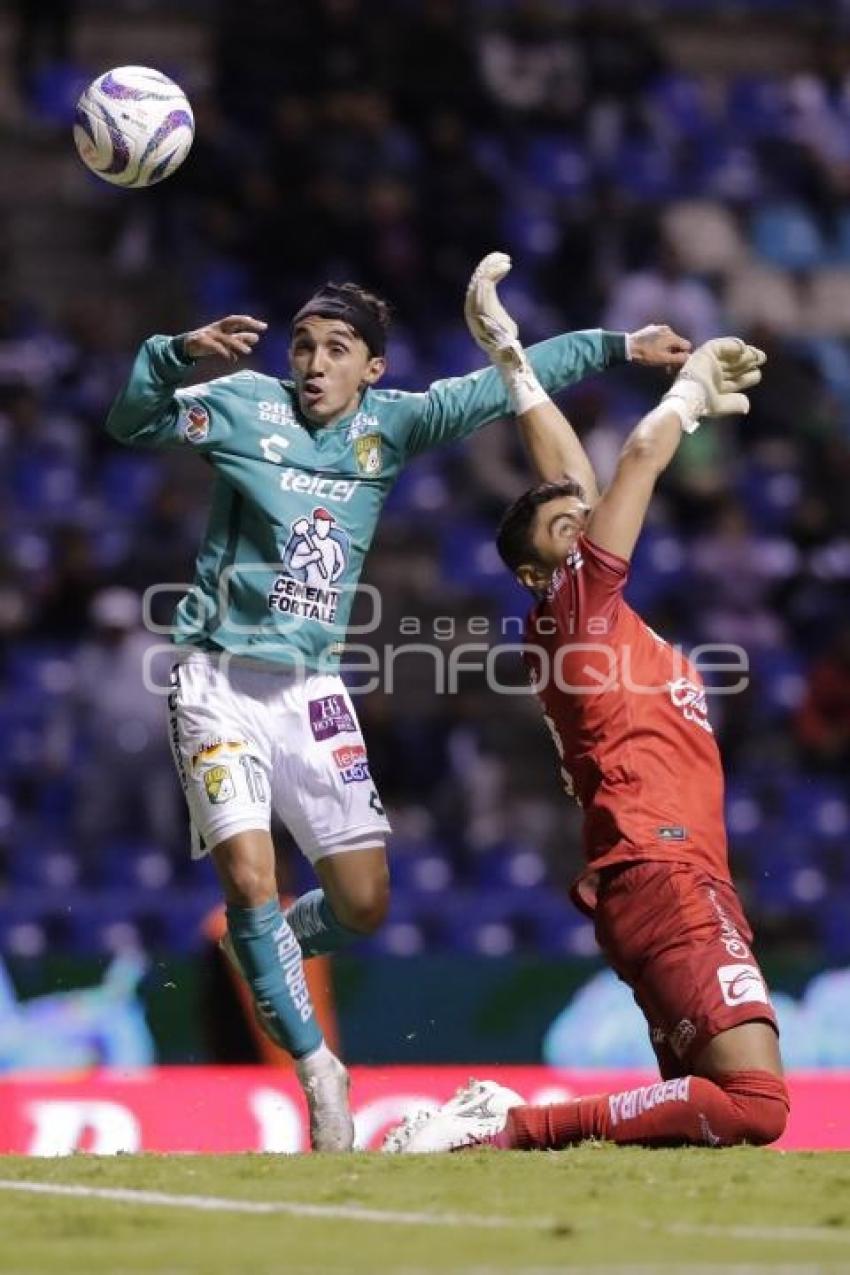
[181,402,210,444]
[308,695,356,741]
[203,764,235,804]
[717,963,769,1008]
[657,825,687,841]
[333,744,370,785]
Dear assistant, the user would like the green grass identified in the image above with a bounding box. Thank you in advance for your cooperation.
[2,1149,850,1273]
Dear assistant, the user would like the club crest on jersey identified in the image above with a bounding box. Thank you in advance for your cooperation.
[203,764,235,804]
[353,433,382,476]
[268,506,350,626]
[181,402,210,444]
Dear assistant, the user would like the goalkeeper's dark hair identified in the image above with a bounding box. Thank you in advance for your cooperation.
[496,478,587,575]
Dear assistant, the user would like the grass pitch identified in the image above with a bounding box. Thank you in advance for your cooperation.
[2,1148,850,1274]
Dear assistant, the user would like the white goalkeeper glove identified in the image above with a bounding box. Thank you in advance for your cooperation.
[464,251,548,415]
[662,337,766,433]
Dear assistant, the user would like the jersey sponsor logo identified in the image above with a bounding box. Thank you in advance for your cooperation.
[346,411,379,442]
[308,694,356,741]
[258,399,298,427]
[353,432,382,476]
[202,764,235,804]
[279,468,359,503]
[259,432,291,463]
[707,887,751,959]
[669,676,714,734]
[180,402,210,443]
[717,962,769,1007]
[268,507,351,626]
[333,743,370,784]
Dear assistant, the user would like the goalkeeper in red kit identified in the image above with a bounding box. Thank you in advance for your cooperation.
[385,255,788,1155]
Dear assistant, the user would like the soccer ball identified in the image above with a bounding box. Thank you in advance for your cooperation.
[73,66,194,188]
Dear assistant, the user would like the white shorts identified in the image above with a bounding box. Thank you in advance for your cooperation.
[167,652,391,863]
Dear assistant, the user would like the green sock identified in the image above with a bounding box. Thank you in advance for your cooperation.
[285,890,362,958]
[226,899,322,1058]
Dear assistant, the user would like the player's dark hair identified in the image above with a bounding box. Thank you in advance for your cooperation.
[496,478,586,576]
[292,282,392,356]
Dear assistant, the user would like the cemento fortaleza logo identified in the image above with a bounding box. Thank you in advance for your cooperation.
[268,507,350,626]
[333,743,370,784]
[717,963,770,1007]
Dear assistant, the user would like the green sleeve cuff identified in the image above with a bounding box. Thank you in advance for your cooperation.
[601,331,628,366]
[171,334,196,366]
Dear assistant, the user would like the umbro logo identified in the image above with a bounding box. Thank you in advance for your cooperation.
[462,1096,496,1119]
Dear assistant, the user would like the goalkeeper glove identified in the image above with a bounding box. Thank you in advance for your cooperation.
[662,337,766,433]
[464,252,548,415]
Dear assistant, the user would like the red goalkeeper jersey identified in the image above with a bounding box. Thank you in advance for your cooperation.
[524,533,731,912]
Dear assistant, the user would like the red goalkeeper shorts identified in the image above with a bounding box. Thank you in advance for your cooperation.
[593,860,779,1078]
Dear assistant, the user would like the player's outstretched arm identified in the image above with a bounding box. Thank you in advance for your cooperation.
[105,315,267,450]
[464,252,600,501]
[182,315,268,363]
[586,338,765,563]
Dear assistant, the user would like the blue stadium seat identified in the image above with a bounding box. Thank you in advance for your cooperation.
[648,74,717,142]
[817,893,850,962]
[750,203,826,271]
[11,458,82,520]
[97,843,176,891]
[471,843,548,890]
[4,644,75,700]
[521,137,589,198]
[781,778,850,842]
[389,846,455,893]
[606,139,680,200]
[726,78,789,139]
[100,455,161,516]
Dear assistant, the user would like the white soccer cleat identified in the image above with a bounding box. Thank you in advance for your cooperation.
[383,1079,524,1154]
[296,1046,355,1153]
[382,1107,436,1154]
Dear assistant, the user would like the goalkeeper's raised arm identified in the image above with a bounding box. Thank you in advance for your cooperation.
[462,251,692,500]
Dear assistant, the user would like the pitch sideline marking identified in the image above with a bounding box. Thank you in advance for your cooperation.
[0,1179,549,1230]
[1,1179,849,1248]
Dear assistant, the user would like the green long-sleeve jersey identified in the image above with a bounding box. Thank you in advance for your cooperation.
[105,330,626,671]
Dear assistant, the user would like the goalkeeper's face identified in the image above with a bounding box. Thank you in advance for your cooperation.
[518,495,590,591]
[290,318,386,426]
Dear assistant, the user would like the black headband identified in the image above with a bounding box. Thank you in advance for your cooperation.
[291,289,386,356]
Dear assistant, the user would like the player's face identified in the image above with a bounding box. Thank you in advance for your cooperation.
[519,496,590,590]
[289,318,386,426]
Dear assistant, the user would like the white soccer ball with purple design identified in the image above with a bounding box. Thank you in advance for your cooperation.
[73,66,194,188]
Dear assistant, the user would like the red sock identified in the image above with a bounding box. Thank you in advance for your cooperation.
[496,1070,789,1150]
